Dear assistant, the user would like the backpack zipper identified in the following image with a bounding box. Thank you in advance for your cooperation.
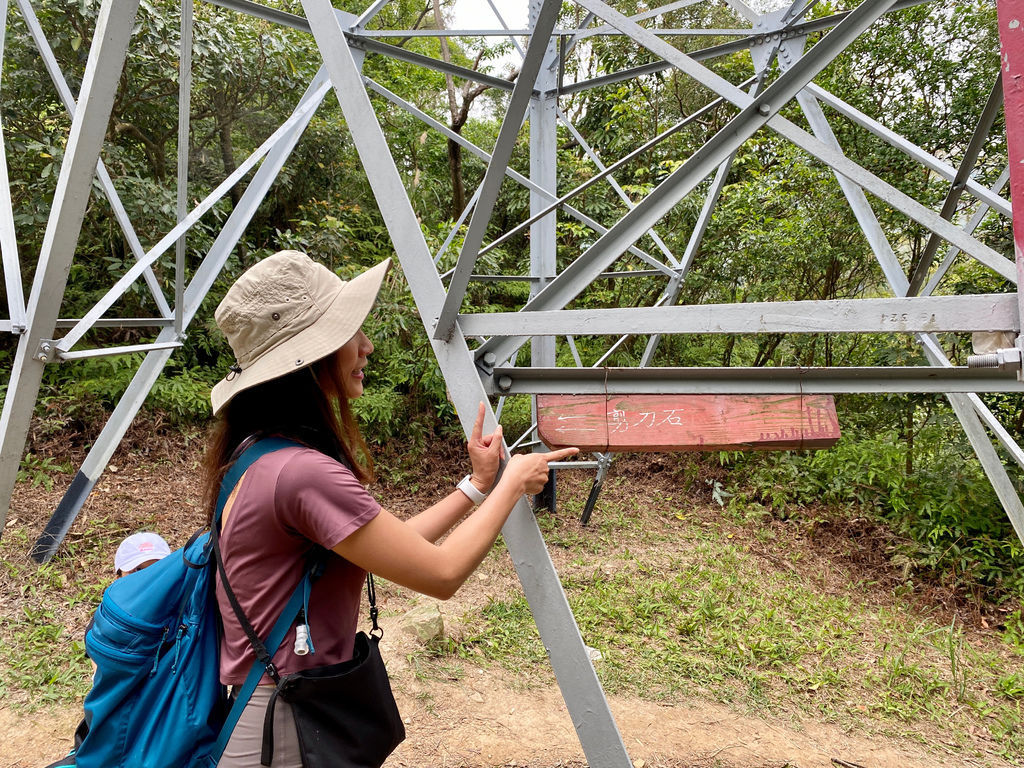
[149,626,170,676]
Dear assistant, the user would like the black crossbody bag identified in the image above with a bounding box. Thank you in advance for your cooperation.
[217,550,405,768]
[213,439,405,768]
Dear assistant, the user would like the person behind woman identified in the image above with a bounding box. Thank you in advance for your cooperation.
[204,250,576,767]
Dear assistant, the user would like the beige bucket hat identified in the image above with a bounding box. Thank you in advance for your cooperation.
[211,250,391,415]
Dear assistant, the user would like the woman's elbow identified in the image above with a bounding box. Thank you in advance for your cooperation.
[422,565,466,600]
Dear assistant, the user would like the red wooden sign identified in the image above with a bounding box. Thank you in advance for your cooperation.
[537,394,840,452]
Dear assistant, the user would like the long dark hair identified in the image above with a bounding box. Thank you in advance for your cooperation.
[201,353,374,523]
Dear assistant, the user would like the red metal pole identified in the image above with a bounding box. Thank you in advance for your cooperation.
[997,0,1024,341]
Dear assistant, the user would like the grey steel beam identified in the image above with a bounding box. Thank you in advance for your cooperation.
[175,0,194,335]
[805,82,1010,218]
[0,0,143,530]
[641,64,773,366]
[478,0,905,367]
[917,333,1024,473]
[54,83,328,354]
[723,0,759,22]
[455,269,669,283]
[203,0,309,32]
[782,39,909,295]
[585,0,1014,283]
[363,75,671,276]
[529,3,560,390]
[435,186,481,266]
[562,10,597,67]
[206,0,514,94]
[351,0,392,31]
[0,0,23,331]
[34,67,333,562]
[350,28,535,38]
[908,75,1005,295]
[922,168,1010,297]
[460,294,1020,337]
[487,366,1024,396]
[435,0,561,341]
[483,0,526,57]
[57,342,183,361]
[16,0,172,319]
[476,91,743,262]
[353,28,773,39]
[565,0,707,56]
[0,0,24,331]
[916,330,1024,544]
[298,3,632,764]
[352,35,515,93]
[559,0,933,96]
[53,317,174,329]
[946,392,1024,546]
[557,110,681,268]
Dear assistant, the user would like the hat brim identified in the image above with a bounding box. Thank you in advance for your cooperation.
[116,552,166,573]
[211,258,391,415]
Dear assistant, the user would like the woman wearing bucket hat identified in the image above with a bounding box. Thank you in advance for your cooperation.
[203,250,576,767]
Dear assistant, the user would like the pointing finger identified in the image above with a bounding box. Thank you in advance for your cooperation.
[470,401,485,442]
[543,447,579,462]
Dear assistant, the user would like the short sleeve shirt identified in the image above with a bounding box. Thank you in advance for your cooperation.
[216,446,380,685]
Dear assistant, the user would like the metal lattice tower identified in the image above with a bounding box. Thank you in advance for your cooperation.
[1,1,1023,764]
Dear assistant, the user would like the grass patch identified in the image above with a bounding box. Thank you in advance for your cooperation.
[0,509,154,710]
[442,495,1024,762]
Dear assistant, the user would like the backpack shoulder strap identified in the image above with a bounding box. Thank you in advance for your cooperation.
[213,437,297,528]
[207,437,316,764]
[211,572,308,762]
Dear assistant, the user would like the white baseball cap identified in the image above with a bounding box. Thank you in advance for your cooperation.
[114,532,171,574]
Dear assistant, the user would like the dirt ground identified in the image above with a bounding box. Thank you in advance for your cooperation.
[0,671,984,768]
[1,428,1018,768]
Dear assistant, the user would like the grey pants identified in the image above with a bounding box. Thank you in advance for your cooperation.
[218,685,302,768]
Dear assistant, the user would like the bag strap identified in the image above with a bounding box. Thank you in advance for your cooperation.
[212,436,296,529]
[213,437,304,681]
[208,437,316,764]
[212,577,307,763]
[367,572,382,637]
[258,573,381,766]
[210,437,383,765]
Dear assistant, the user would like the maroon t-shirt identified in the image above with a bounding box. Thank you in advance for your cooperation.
[216,446,381,685]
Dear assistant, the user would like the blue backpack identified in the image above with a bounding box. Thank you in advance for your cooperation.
[73,438,311,768]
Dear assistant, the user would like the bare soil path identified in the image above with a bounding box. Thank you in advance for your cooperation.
[0,677,979,768]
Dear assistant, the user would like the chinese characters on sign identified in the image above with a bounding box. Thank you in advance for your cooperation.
[538,395,840,452]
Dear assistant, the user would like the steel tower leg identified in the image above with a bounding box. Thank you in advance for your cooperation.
[530,0,559,511]
[0,0,142,530]
[299,2,633,764]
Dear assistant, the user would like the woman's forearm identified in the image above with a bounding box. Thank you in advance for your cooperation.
[405,489,475,542]
[335,450,574,600]
[431,481,524,582]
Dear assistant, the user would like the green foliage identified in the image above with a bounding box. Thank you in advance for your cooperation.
[2,605,91,703]
[731,421,1024,599]
[0,0,1017,619]
[16,453,71,491]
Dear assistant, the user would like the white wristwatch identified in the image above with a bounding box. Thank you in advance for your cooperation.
[457,474,488,505]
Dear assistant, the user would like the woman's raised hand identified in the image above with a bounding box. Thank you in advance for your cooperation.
[501,446,580,496]
[467,402,504,491]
